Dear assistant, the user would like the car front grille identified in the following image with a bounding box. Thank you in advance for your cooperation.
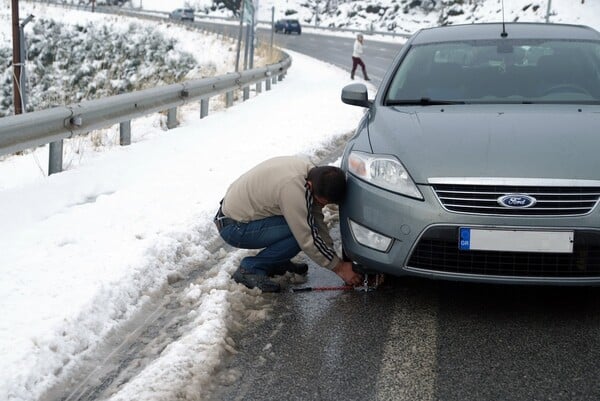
[432,184,600,216]
[407,227,600,278]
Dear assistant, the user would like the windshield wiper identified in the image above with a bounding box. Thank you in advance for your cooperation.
[386,98,466,106]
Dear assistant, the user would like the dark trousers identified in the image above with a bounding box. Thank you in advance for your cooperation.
[351,56,368,79]
[218,215,301,275]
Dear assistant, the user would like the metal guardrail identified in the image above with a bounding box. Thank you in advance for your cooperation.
[4,1,291,174]
[0,62,290,170]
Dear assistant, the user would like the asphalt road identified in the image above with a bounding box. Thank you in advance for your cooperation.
[196,21,404,87]
[264,30,402,86]
[206,235,600,401]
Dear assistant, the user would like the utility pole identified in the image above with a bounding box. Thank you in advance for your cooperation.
[248,0,257,69]
[270,6,274,58]
[545,0,552,23]
[11,0,23,115]
[243,21,250,69]
[19,14,34,113]
[235,0,245,72]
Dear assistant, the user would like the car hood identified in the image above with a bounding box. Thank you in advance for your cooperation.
[367,105,600,184]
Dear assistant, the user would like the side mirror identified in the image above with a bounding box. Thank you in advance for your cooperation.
[341,83,371,108]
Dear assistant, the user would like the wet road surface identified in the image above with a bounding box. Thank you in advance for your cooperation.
[207,266,600,401]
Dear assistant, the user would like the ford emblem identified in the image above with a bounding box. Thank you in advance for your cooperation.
[497,194,537,208]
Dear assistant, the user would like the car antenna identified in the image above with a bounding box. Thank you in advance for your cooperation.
[500,0,508,37]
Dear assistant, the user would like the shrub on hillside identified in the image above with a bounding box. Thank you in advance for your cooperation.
[0,18,196,117]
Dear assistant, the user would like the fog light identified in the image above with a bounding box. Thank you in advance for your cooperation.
[349,219,393,252]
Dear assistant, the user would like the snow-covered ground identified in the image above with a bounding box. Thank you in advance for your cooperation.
[1,0,600,400]
[0,6,370,400]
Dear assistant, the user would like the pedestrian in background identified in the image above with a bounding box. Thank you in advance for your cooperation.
[351,33,370,81]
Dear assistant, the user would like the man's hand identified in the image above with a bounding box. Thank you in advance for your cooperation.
[333,261,363,286]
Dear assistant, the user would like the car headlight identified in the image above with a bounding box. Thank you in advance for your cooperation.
[347,151,423,199]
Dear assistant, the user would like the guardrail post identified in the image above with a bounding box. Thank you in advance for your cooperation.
[120,120,131,146]
[226,91,233,108]
[167,107,177,129]
[200,98,209,119]
[266,78,272,91]
[49,140,63,175]
[243,86,250,101]
[256,81,262,94]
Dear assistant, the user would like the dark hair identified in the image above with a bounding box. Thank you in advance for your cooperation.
[308,166,347,204]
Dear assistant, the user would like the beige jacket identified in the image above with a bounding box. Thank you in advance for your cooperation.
[221,156,340,270]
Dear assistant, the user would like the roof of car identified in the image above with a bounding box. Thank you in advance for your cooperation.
[411,22,600,44]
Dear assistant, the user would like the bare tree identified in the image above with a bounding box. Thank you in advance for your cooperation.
[216,0,242,16]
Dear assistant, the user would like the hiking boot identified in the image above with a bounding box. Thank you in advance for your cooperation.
[286,261,309,275]
[268,261,309,277]
[232,268,281,293]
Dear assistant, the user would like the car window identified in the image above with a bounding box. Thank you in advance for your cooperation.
[386,39,600,104]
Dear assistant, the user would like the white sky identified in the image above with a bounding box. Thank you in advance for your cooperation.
[1,1,599,400]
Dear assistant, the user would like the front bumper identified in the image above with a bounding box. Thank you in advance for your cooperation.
[340,176,600,285]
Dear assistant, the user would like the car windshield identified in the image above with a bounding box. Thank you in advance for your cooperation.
[385,38,600,104]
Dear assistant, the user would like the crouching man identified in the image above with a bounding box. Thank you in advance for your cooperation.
[214,156,362,292]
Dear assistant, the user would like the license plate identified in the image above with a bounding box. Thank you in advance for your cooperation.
[459,227,574,253]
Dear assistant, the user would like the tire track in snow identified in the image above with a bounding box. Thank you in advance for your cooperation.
[38,233,270,401]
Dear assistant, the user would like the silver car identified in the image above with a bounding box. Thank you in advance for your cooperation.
[340,22,600,285]
[169,8,195,22]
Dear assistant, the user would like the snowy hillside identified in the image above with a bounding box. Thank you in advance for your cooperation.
[19,0,600,34]
[0,2,238,117]
[137,0,600,34]
[0,19,195,116]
